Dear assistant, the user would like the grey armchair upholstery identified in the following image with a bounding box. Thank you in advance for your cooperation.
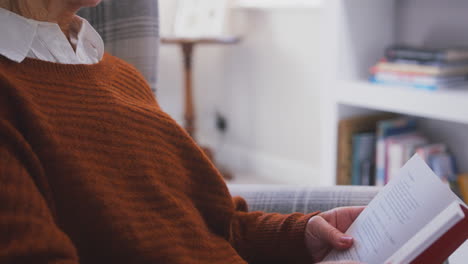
[228,184,380,214]
[78,0,159,93]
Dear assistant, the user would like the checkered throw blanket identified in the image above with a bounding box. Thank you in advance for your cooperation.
[78,0,159,93]
[228,184,380,214]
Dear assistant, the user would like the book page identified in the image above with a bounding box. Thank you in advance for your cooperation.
[324,155,459,263]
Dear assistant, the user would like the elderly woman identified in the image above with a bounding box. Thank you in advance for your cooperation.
[0,0,363,263]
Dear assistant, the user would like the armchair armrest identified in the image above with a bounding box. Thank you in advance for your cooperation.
[228,184,380,214]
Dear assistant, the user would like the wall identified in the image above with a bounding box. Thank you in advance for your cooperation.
[157,1,323,185]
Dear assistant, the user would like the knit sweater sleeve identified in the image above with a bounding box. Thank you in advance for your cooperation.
[229,196,319,264]
[0,119,80,263]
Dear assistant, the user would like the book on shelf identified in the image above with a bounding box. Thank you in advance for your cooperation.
[429,152,458,182]
[340,114,461,190]
[387,58,468,67]
[351,133,376,186]
[370,71,468,90]
[336,114,396,185]
[416,143,447,163]
[370,76,467,90]
[370,69,468,84]
[375,117,418,186]
[429,152,462,199]
[374,61,468,76]
[370,44,468,90]
[386,133,427,182]
[385,45,468,63]
[459,174,468,203]
[324,155,468,264]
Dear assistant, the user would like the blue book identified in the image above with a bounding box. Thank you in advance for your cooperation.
[351,133,376,185]
[429,152,458,182]
[370,76,468,90]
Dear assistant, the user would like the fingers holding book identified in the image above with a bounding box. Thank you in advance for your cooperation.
[305,206,366,262]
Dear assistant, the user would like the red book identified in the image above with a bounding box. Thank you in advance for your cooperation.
[324,155,468,264]
[411,204,468,264]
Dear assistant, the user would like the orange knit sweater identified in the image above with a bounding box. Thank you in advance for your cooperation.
[0,54,317,264]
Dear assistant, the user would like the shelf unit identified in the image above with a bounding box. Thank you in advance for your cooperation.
[336,81,468,124]
[320,0,468,186]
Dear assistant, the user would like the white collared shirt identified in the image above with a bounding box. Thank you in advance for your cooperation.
[0,7,104,64]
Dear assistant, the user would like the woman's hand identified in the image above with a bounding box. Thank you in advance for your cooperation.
[305,206,365,262]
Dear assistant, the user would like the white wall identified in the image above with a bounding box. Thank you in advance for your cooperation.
[157,1,323,185]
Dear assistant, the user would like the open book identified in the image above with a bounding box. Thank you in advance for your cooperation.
[324,155,468,264]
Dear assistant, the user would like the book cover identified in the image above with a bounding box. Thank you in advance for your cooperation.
[325,155,468,263]
[351,133,376,185]
[370,76,468,91]
[375,117,417,186]
[336,114,395,185]
[416,144,447,163]
[429,153,458,182]
[385,45,468,63]
[458,174,468,203]
[409,204,468,264]
[360,160,374,186]
[372,71,468,86]
[374,61,468,76]
[387,58,468,67]
[386,133,427,183]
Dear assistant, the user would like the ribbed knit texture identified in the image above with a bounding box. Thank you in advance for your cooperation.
[0,54,318,264]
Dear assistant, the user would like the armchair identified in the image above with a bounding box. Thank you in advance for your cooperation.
[78,0,160,93]
[228,184,380,214]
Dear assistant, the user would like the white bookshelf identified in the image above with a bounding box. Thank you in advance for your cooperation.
[320,0,468,186]
[336,81,468,124]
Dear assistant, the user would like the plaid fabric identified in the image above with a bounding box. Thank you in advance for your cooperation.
[78,0,159,93]
[228,184,380,214]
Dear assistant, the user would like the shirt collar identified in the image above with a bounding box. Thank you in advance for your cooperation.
[0,7,104,63]
[73,16,105,64]
[71,16,104,64]
[0,7,37,62]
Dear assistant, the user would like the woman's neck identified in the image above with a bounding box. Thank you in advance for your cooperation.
[0,0,80,38]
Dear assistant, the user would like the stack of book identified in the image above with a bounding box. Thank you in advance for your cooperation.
[373,117,458,187]
[370,45,468,90]
[338,115,460,190]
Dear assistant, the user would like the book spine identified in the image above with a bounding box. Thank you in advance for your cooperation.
[351,136,361,185]
[370,77,439,91]
[387,142,402,183]
[336,122,349,185]
[458,175,468,203]
[374,72,468,85]
[410,206,468,264]
[385,47,446,62]
[376,62,468,76]
[360,160,373,186]
[388,58,468,67]
[375,139,386,186]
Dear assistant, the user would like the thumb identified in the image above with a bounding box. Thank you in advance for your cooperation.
[310,216,354,250]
